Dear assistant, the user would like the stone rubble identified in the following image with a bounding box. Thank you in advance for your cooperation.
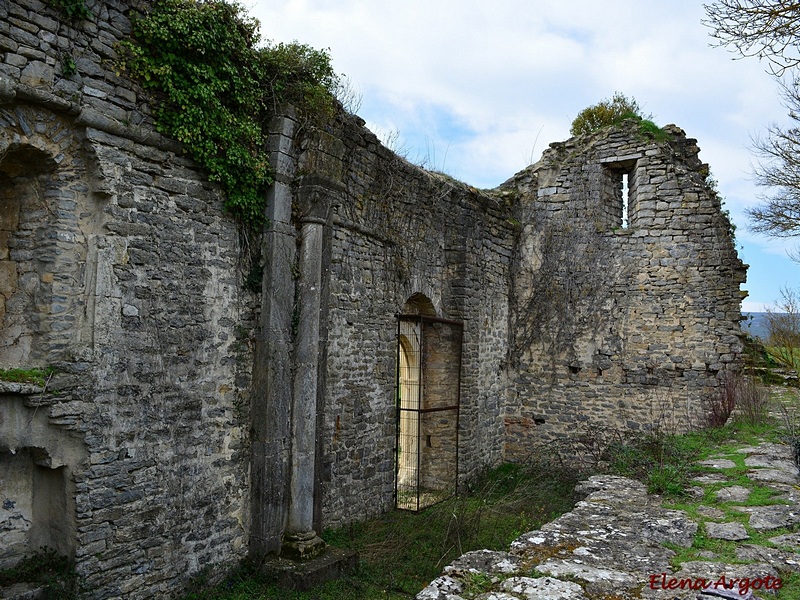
[417,441,800,600]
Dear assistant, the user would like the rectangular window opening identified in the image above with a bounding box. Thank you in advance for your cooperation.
[622,172,629,229]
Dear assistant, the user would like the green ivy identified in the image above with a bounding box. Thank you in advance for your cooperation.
[121,0,339,226]
[46,0,91,20]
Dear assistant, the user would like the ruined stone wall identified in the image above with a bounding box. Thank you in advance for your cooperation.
[292,117,516,527]
[0,2,255,597]
[0,0,748,596]
[503,122,747,457]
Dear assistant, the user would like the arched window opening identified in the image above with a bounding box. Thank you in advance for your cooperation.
[0,145,58,367]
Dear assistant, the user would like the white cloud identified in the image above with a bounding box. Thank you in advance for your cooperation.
[248,0,800,308]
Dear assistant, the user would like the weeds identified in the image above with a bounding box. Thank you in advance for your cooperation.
[0,366,56,386]
[603,429,707,496]
[734,375,772,425]
[779,403,800,469]
[0,547,80,599]
[703,374,737,428]
[180,454,580,599]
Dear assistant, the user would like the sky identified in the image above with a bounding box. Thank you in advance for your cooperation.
[249,0,800,312]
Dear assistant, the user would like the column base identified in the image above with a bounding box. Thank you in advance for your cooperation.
[257,546,358,591]
[281,530,327,561]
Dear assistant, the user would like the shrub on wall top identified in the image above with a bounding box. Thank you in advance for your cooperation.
[121,0,340,226]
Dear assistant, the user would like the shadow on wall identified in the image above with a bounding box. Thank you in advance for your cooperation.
[0,394,86,568]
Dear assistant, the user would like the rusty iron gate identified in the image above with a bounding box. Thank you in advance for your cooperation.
[395,314,463,511]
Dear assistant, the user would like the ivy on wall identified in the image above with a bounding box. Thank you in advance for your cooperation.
[45,0,91,20]
[121,0,340,226]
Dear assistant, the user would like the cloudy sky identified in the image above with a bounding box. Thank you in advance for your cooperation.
[250,0,799,313]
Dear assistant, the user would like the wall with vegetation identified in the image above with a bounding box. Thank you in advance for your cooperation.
[289,115,516,527]
[0,0,746,597]
[503,121,747,457]
[0,0,255,597]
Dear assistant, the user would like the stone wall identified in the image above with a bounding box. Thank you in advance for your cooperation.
[0,1,255,597]
[0,0,747,597]
[503,122,747,457]
[261,114,516,531]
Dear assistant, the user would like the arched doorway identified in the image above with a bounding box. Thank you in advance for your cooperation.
[395,296,462,511]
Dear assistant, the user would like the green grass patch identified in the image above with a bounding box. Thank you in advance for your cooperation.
[0,366,55,386]
[776,572,800,600]
[605,428,724,497]
[181,458,581,599]
[0,547,80,599]
[740,484,784,506]
[638,118,670,141]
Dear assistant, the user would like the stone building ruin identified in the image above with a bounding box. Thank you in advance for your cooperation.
[0,1,746,597]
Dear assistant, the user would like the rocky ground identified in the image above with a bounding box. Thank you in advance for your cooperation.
[416,436,800,599]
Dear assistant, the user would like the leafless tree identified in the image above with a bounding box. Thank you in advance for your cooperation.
[704,2,800,238]
[748,79,800,237]
[703,1,800,76]
[765,286,800,369]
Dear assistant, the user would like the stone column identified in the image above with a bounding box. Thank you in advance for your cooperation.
[250,111,297,556]
[282,214,327,560]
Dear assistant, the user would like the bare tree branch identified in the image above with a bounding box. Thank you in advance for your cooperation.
[749,77,800,235]
[704,1,800,75]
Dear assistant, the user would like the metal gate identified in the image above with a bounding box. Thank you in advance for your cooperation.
[395,314,462,511]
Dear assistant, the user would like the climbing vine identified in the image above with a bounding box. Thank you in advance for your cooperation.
[510,177,620,373]
[45,0,91,20]
[121,0,340,226]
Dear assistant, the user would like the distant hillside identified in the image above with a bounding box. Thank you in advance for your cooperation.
[742,312,770,341]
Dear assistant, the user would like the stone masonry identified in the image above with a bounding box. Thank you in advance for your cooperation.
[504,123,746,456]
[417,440,800,600]
[0,0,746,598]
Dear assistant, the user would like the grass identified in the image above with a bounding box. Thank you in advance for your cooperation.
[656,392,800,599]
[0,547,80,599]
[182,457,582,599]
[184,377,800,599]
[0,366,55,386]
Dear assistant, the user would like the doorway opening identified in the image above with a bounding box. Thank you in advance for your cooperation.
[395,314,462,511]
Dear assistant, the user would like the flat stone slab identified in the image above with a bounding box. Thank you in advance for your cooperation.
[704,521,748,541]
[735,505,800,530]
[496,576,588,599]
[770,482,800,504]
[744,455,799,473]
[535,559,638,590]
[443,549,520,577]
[687,486,705,500]
[747,468,798,485]
[416,575,464,599]
[736,442,790,456]
[697,505,725,519]
[735,544,800,573]
[258,547,358,592]
[770,532,800,551]
[714,485,751,503]
[692,473,729,485]
[699,458,737,469]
